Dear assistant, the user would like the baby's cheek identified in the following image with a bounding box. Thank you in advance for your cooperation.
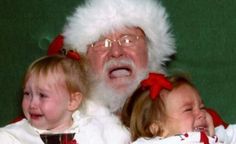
[22,99,29,111]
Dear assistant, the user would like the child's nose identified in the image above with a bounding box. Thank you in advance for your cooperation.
[196,109,206,120]
[29,97,38,109]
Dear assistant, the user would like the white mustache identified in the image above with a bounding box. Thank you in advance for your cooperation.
[104,58,135,71]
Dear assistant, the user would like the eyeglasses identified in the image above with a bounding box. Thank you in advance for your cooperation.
[90,34,144,51]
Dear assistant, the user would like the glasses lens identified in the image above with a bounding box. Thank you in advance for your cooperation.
[104,39,111,48]
[90,35,142,51]
[120,35,138,47]
[91,39,109,51]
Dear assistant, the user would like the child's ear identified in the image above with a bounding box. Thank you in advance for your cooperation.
[149,121,161,136]
[149,121,169,137]
[67,92,83,111]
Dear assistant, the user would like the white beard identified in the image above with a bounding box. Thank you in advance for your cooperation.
[88,70,147,113]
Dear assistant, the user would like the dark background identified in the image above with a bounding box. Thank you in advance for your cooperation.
[0,0,236,126]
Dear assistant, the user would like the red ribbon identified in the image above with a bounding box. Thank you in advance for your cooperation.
[141,73,173,100]
[47,34,80,61]
[66,50,80,61]
[200,132,209,144]
[47,34,64,55]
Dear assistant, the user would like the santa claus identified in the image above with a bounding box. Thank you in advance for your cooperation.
[47,0,227,143]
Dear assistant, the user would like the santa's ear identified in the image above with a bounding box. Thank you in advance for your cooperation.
[67,92,83,111]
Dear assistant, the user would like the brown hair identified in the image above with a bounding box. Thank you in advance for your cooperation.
[23,54,89,98]
[121,74,195,141]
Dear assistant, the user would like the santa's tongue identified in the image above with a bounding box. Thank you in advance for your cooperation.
[110,69,130,78]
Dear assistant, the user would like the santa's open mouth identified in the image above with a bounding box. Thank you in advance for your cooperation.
[109,67,132,79]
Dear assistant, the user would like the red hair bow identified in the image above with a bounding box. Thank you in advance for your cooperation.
[47,34,80,61]
[141,73,173,100]
[47,34,64,55]
[66,50,80,61]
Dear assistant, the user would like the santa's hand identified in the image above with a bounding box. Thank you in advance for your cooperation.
[206,108,228,128]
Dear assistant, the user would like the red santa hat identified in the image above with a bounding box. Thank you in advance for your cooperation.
[62,0,175,72]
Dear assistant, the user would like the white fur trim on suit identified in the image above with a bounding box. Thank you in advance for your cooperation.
[81,100,131,144]
[63,0,175,72]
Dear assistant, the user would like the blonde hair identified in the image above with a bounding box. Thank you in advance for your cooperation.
[23,54,88,98]
[121,74,195,141]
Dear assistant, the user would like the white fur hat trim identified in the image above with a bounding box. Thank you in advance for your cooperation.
[63,0,175,72]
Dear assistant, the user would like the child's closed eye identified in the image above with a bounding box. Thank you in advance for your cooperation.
[184,107,193,112]
[39,93,48,98]
[23,91,30,97]
[200,105,206,111]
